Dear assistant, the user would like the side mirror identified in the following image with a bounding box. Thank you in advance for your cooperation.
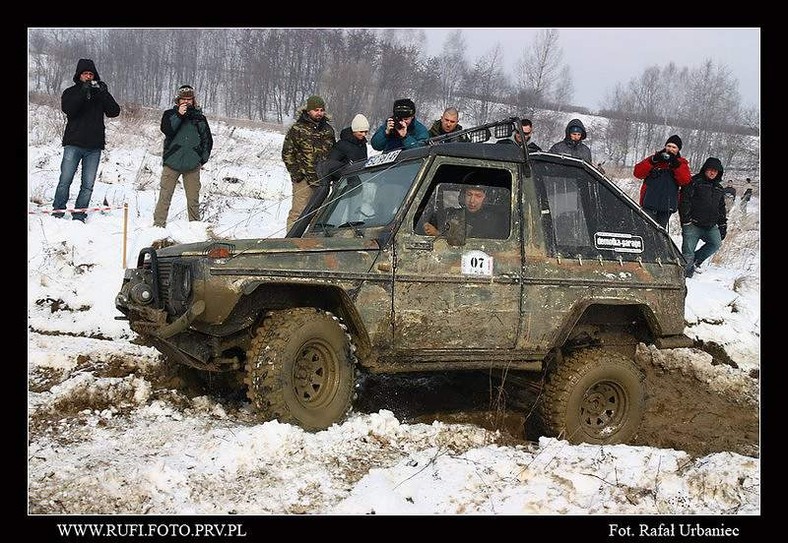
[444,212,467,247]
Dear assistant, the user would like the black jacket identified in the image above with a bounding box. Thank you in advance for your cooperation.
[678,157,727,228]
[61,59,121,149]
[317,126,368,181]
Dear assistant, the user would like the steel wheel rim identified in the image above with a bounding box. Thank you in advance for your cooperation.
[579,381,627,438]
[292,340,339,409]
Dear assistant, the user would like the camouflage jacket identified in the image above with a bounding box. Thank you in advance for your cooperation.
[281,110,335,186]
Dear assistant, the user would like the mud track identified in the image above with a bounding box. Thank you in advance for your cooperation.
[353,345,759,458]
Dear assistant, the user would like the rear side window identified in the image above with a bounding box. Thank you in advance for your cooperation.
[532,160,678,262]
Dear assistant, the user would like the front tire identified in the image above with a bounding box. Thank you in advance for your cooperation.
[539,348,644,444]
[245,308,357,430]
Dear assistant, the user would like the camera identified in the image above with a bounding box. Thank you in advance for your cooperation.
[392,116,406,131]
[90,80,100,88]
[660,152,671,161]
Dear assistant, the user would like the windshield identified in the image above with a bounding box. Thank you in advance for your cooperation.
[307,160,423,233]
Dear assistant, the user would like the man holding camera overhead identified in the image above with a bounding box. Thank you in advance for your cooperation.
[633,134,691,230]
[53,58,120,222]
[370,98,429,152]
[153,85,213,227]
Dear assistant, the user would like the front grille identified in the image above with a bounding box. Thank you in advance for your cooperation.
[157,260,173,310]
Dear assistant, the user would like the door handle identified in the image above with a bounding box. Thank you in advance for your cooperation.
[405,240,433,250]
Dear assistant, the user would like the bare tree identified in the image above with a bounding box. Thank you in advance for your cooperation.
[515,29,565,110]
[463,44,508,125]
[435,29,468,108]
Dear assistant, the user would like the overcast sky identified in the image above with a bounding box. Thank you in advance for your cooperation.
[422,27,760,111]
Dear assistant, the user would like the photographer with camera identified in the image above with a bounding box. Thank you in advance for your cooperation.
[370,98,429,152]
[52,58,120,222]
[633,134,691,230]
[153,85,213,227]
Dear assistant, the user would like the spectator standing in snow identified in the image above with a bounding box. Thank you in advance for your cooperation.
[428,107,469,142]
[548,119,592,164]
[723,181,737,215]
[317,113,370,181]
[281,95,336,232]
[296,113,371,232]
[632,134,692,230]
[153,85,213,227]
[739,178,753,213]
[679,157,728,278]
[53,58,121,223]
[370,98,430,152]
[519,118,542,152]
[498,118,542,152]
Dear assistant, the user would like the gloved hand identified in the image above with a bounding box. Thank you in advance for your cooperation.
[96,81,108,94]
[651,150,669,163]
[719,223,727,240]
[668,154,681,168]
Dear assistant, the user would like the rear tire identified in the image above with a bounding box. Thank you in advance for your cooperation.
[245,308,357,430]
[539,348,644,444]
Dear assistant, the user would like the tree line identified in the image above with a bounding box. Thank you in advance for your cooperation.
[28,28,759,173]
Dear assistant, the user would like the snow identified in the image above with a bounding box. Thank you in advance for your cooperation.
[27,101,761,533]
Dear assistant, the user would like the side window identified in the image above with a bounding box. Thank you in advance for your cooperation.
[414,165,512,240]
[533,160,678,261]
[544,175,590,249]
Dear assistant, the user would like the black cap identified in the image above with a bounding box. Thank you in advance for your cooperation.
[393,98,416,118]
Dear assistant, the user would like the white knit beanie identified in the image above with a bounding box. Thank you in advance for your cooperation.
[351,114,370,132]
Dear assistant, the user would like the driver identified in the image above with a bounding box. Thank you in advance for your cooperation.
[423,174,507,239]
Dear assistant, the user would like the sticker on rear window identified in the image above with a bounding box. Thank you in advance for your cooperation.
[594,232,644,253]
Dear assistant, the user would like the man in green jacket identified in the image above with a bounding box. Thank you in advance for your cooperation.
[281,95,335,232]
[153,85,213,227]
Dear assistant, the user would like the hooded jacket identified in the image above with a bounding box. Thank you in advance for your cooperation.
[282,107,336,186]
[678,157,727,228]
[548,118,592,163]
[60,59,121,149]
[160,98,213,173]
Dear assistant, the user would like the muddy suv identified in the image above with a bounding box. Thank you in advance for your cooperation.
[115,117,692,445]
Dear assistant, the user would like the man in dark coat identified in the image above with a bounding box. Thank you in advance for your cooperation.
[52,58,121,222]
[296,114,370,234]
[318,113,369,181]
[679,157,728,277]
[633,134,692,230]
[548,118,592,164]
[153,85,213,227]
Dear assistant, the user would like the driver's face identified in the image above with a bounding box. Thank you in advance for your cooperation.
[464,188,486,213]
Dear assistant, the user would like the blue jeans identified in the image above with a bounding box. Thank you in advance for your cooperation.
[681,223,722,277]
[53,145,101,220]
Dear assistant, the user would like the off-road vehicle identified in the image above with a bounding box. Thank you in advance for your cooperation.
[115,117,692,444]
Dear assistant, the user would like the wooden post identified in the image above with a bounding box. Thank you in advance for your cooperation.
[122,203,128,269]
